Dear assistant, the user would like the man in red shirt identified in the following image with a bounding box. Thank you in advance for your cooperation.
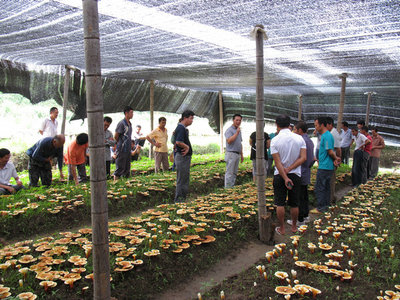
[64,133,89,185]
[360,126,372,184]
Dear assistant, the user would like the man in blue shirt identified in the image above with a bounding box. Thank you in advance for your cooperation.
[173,110,194,202]
[310,117,340,214]
[224,114,244,188]
[26,135,65,186]
[114,106,133,180]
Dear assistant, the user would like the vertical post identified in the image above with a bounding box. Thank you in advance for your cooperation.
[61,66,70,135]
[149,80,154,159]
[219,91,224,154]
[255,25,272,243]
[365,92,373,126]
[337,73,348,132]
[298,94,302,121]
[82,1,110,299]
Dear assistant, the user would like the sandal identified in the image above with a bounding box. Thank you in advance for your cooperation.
[275,227,284,235]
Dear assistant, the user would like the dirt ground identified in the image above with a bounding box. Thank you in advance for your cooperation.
[157,184,353,300]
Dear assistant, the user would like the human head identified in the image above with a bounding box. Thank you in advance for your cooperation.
[342,121,349,130]
[294,121,307,135]
[0,148,11,165]
[326,117,335,131]
[357,119,365,130]
[136,125,141,133]
[361,126,369,135]
[159,117,167,128]
[124,106,134,120]
[351,127,359,136]
[181,110,195,127]
[232,114,242,128]
[314,116,327,133]
[104,116,112,131]
[50,107,59,120]
[52,134,65,148]
[275,115,290,129]
[76,133,89,145]
[371,126,378,136]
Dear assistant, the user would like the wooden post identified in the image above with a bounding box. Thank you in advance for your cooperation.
[219,91,224,154]
[298,94,302,121]
[255,25,272,244]
[82,1,110,299]
[61,66,70,135]
[365,91,375,126]
[149,80,154,159]
[337,73,348,132]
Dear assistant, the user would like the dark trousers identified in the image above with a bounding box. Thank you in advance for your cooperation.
[298,184,309,222]
[341,146,350,165]
[114,152,131,178]
[106,160,111,177]
[361,151,370,184]
[68,164,87,183]
[28,158,52,186]
[351,149,364,186]
[315,169,333,212]
[175,153,191,202]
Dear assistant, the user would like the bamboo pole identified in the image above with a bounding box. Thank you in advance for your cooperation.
[337,73,348,132]
[61,66,70,135]
[82,1,110,299]
[149,80,154,159]
[365,91,375,126]
[255,25,272,243]
[298,94,302,121]
[219,91,224,154]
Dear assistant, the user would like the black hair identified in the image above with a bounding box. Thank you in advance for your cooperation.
[295,121,307,133]
[342,121,349,128]
[136,125,141,128]
[50,107,58,114]
[159,117,166,123]
[357,119,365,126]
[104,116,112,123]
[370,126,378,132]
[326,117,334,126]
[316,116,328,127]
[232,114,242,120]
[76,133,89,145]
[361,126,369,132]
[0,148,10,158]
[123,106,133,114]
[351,127,359,132]
[275,115,290,128]
[181,110,195,119]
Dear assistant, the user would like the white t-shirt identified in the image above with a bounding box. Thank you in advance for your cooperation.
[270,128,306,177]
[330,128,342,148]
[0,162,18,185]
[39,118,58,137]
[353,132,367,150]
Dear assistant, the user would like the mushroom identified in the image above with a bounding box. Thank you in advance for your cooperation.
[274,271,289,283]
[275,286,296,296]
[17,292,37,300]
[39,280,57,292]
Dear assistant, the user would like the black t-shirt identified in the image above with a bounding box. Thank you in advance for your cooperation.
[250,131,270,160]
[174,123,192,156]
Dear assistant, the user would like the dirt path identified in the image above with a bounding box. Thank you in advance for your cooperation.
[157,184,354,300]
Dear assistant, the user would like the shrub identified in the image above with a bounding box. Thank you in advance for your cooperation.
[11,152,29,172]
[192,143,220,155]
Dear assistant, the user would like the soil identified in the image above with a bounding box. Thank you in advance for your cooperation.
[156,184,353,300]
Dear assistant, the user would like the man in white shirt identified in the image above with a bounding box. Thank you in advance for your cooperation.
[340,121,352,165]
[350,128,370,186]
[0,148,24,195]
[270,115,306,235]
[39,107,59,137]
[326,117,342,204]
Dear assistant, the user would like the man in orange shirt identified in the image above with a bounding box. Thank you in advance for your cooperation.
[64,133,89,185]
[146,117,169,172]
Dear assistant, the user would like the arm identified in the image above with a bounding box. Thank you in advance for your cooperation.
[328,149,341,166]
[70,165,79,185]
[57,148,64,179]
[176,141,189,156]
[146,135,161,148]
[335,147,341,159]
[14,176,23,186]
[240,145,244,163]
[226,128,240,144]
[272,152,293,189]
[114,132,120,143]
[0,183,15,193]
[285,148,307,174]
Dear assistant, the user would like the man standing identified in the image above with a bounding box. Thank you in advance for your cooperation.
[114,106,134,180]
[224,114,244,188]
[249,127,270,182]
[103,116,115,178]
[270,115,306,235]
[368,127,385,179]
[174,110,195,202]
[39,107,59,137]
[289,121,314,226]
[340,121,352,165]
[326,117,341,204]
[310,117,340,214]
[350,127,370,186]
[360,126,372,183]
[133,125,146,159]
[26,135,65,187]
[267,130,277,176]
[0,148,24,195]
[146,117,169,172]
[64,133,89,185]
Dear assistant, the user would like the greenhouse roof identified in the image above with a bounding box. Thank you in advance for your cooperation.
[0,0,399,137]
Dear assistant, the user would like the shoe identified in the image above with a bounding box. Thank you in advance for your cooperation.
[286,220,305,226]
[310,208,323,214]
[304,216,310,223]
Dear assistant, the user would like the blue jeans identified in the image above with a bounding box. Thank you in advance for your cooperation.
[315,169,333,212]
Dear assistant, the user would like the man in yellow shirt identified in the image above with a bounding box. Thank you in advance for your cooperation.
[146,117,169,172]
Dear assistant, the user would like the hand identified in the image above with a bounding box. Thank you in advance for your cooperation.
[6,186,16,194]
[16,180,23,186]
[182,146,189,156]
[284,167,290,174]
[236,127,241,134]
[240,155,244,163]
[155,142,161,148]
[334,157,341,167]
[285,178,294,190]
[46,157,53,163]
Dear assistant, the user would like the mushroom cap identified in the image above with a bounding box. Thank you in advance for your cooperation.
[17,292,37,299]
[274,271,289,279]
[39,281,57,288]
[275,286,296,295]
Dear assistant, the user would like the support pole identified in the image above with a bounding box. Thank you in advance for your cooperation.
[61,66,70,135]
[149,80,154,159]
[219,91,224,154]
[298,94,302,121]
[255,25,272,244]
[337,73,348,132]
[82,1,110,299]
[365,92,375,126]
